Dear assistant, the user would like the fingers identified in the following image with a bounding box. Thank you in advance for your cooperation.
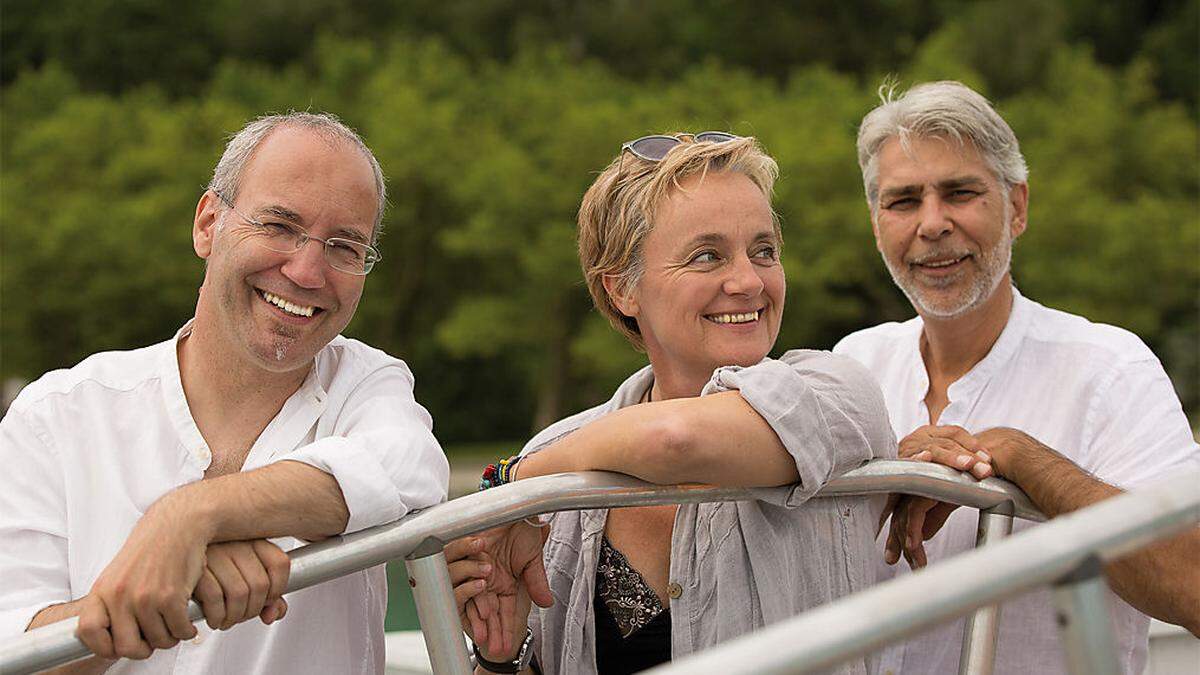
[904,499,935,569]
[904,437,993,479]
[522,553,553,609]
[259,597,288,625]
[76,596,116,660]
[445,536,484,563]
[251,539,291,603]
[922,502,962,542]
[448,557,493,588]
[465,597,488,645]
[229,547,271,624]
[194,569,227,630]
[486,601,505,658]
[109,599,152,660]
[878,493,901,536]
[133,602,177,651]
[454,577,488,610]
[206,550,249,630]
[159,591,198,643]
[884,498,908,565]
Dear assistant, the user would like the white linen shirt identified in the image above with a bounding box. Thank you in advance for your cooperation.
[0,322,449,673]
[834,287,1200,675]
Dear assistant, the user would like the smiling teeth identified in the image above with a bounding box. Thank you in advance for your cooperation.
[708,310,761,324]
[922,256,966,268]
[262,290,314,317]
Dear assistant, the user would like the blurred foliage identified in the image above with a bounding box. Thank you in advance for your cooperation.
[2,2,1197,438]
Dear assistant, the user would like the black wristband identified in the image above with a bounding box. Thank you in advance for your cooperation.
[473,627,534,673]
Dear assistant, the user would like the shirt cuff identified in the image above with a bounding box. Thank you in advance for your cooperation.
[704,361,832,504]
[279,437,426,535]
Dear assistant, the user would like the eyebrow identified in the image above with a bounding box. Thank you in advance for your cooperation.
[255,204,305,223]
[879,176,990,202]
[682,230,778,249]
[254,204,371,244]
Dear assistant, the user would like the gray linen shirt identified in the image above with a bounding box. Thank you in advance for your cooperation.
[521,349,897,674]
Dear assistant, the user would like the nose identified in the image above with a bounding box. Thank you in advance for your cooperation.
[915,195,953,240]
[280,238,327,290]
[722,255,766,297]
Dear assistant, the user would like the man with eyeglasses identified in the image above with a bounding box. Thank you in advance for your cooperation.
[834,81,1199,673]
[0,112,449,672]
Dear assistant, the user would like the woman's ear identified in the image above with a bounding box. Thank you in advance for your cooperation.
[602,274,639,318]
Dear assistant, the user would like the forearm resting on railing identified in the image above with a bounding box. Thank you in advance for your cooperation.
[1106,527,1200,636]
[1006,446,1200,635]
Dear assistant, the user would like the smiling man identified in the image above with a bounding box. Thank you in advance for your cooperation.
[0,113,449,673]
[833,81,1200,673]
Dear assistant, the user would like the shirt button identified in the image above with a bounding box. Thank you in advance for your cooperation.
[667,582,682,599]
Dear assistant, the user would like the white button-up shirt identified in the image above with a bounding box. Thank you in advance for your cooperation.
[835,287,1200,675]
[0,322,449,673]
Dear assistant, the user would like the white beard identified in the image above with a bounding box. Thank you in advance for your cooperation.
[883,219,1013,320]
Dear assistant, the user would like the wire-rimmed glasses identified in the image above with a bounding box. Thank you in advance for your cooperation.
[214,191,381,275]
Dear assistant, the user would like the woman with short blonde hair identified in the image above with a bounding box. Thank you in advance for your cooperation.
[450,132,895,675]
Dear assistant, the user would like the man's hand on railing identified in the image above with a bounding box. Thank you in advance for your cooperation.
[884,425,994,568]
[69,534,290,662]
[445,521,553,662]
[192,540,290,631]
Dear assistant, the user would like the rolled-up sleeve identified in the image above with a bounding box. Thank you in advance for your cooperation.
[280,364,449,535]
[0,406,71,636]
[702,349,896,506]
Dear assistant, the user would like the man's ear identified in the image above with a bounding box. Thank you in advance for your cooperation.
[193,190,221,259]
[602,274,639,318]
[1008,182,1029,239]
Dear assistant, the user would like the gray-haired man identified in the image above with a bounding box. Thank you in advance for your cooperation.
[835,81,1200,673]
[0,113,448,672]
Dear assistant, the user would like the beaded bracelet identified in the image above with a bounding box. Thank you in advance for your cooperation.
[479,454,523,491]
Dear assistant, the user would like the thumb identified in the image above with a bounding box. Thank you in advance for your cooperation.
[522,556,553,608]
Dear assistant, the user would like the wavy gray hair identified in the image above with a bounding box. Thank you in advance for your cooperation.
[208,111,387,242]
[857,81,1027,213]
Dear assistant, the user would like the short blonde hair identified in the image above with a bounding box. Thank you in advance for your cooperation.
[577,135,780,350]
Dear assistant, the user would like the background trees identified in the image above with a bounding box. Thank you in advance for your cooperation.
[2,1,1196,436]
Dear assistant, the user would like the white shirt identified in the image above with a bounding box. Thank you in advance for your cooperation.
[0,322,449,673]
[834,287,1200,675]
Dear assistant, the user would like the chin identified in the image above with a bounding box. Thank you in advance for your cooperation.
[248,338,318,373]
[708,346,771,369]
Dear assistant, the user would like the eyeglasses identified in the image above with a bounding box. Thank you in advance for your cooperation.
[214,191,381,276]
[620,131,739,162]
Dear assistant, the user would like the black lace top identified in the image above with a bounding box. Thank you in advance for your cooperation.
[593,537,671,673]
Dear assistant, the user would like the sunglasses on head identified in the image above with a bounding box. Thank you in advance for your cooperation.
[620,131,739,162]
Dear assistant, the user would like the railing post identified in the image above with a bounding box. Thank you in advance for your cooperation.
[958,508,1014,675]
[1053,556,1120,675]
[405,539,473,675]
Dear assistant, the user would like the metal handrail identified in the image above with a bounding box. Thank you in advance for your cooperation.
[646,469,1200,675]
[1,460,1040,674]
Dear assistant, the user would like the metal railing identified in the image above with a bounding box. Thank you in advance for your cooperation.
[7,462,1195,674]
[1,460,1039,674]
[647,469,1200,675]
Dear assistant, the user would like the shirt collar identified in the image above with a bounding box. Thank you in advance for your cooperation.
[944,284,1031,398]
[160,319,328,465]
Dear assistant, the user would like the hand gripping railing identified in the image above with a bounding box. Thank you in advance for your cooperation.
[3,460,1046,674]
